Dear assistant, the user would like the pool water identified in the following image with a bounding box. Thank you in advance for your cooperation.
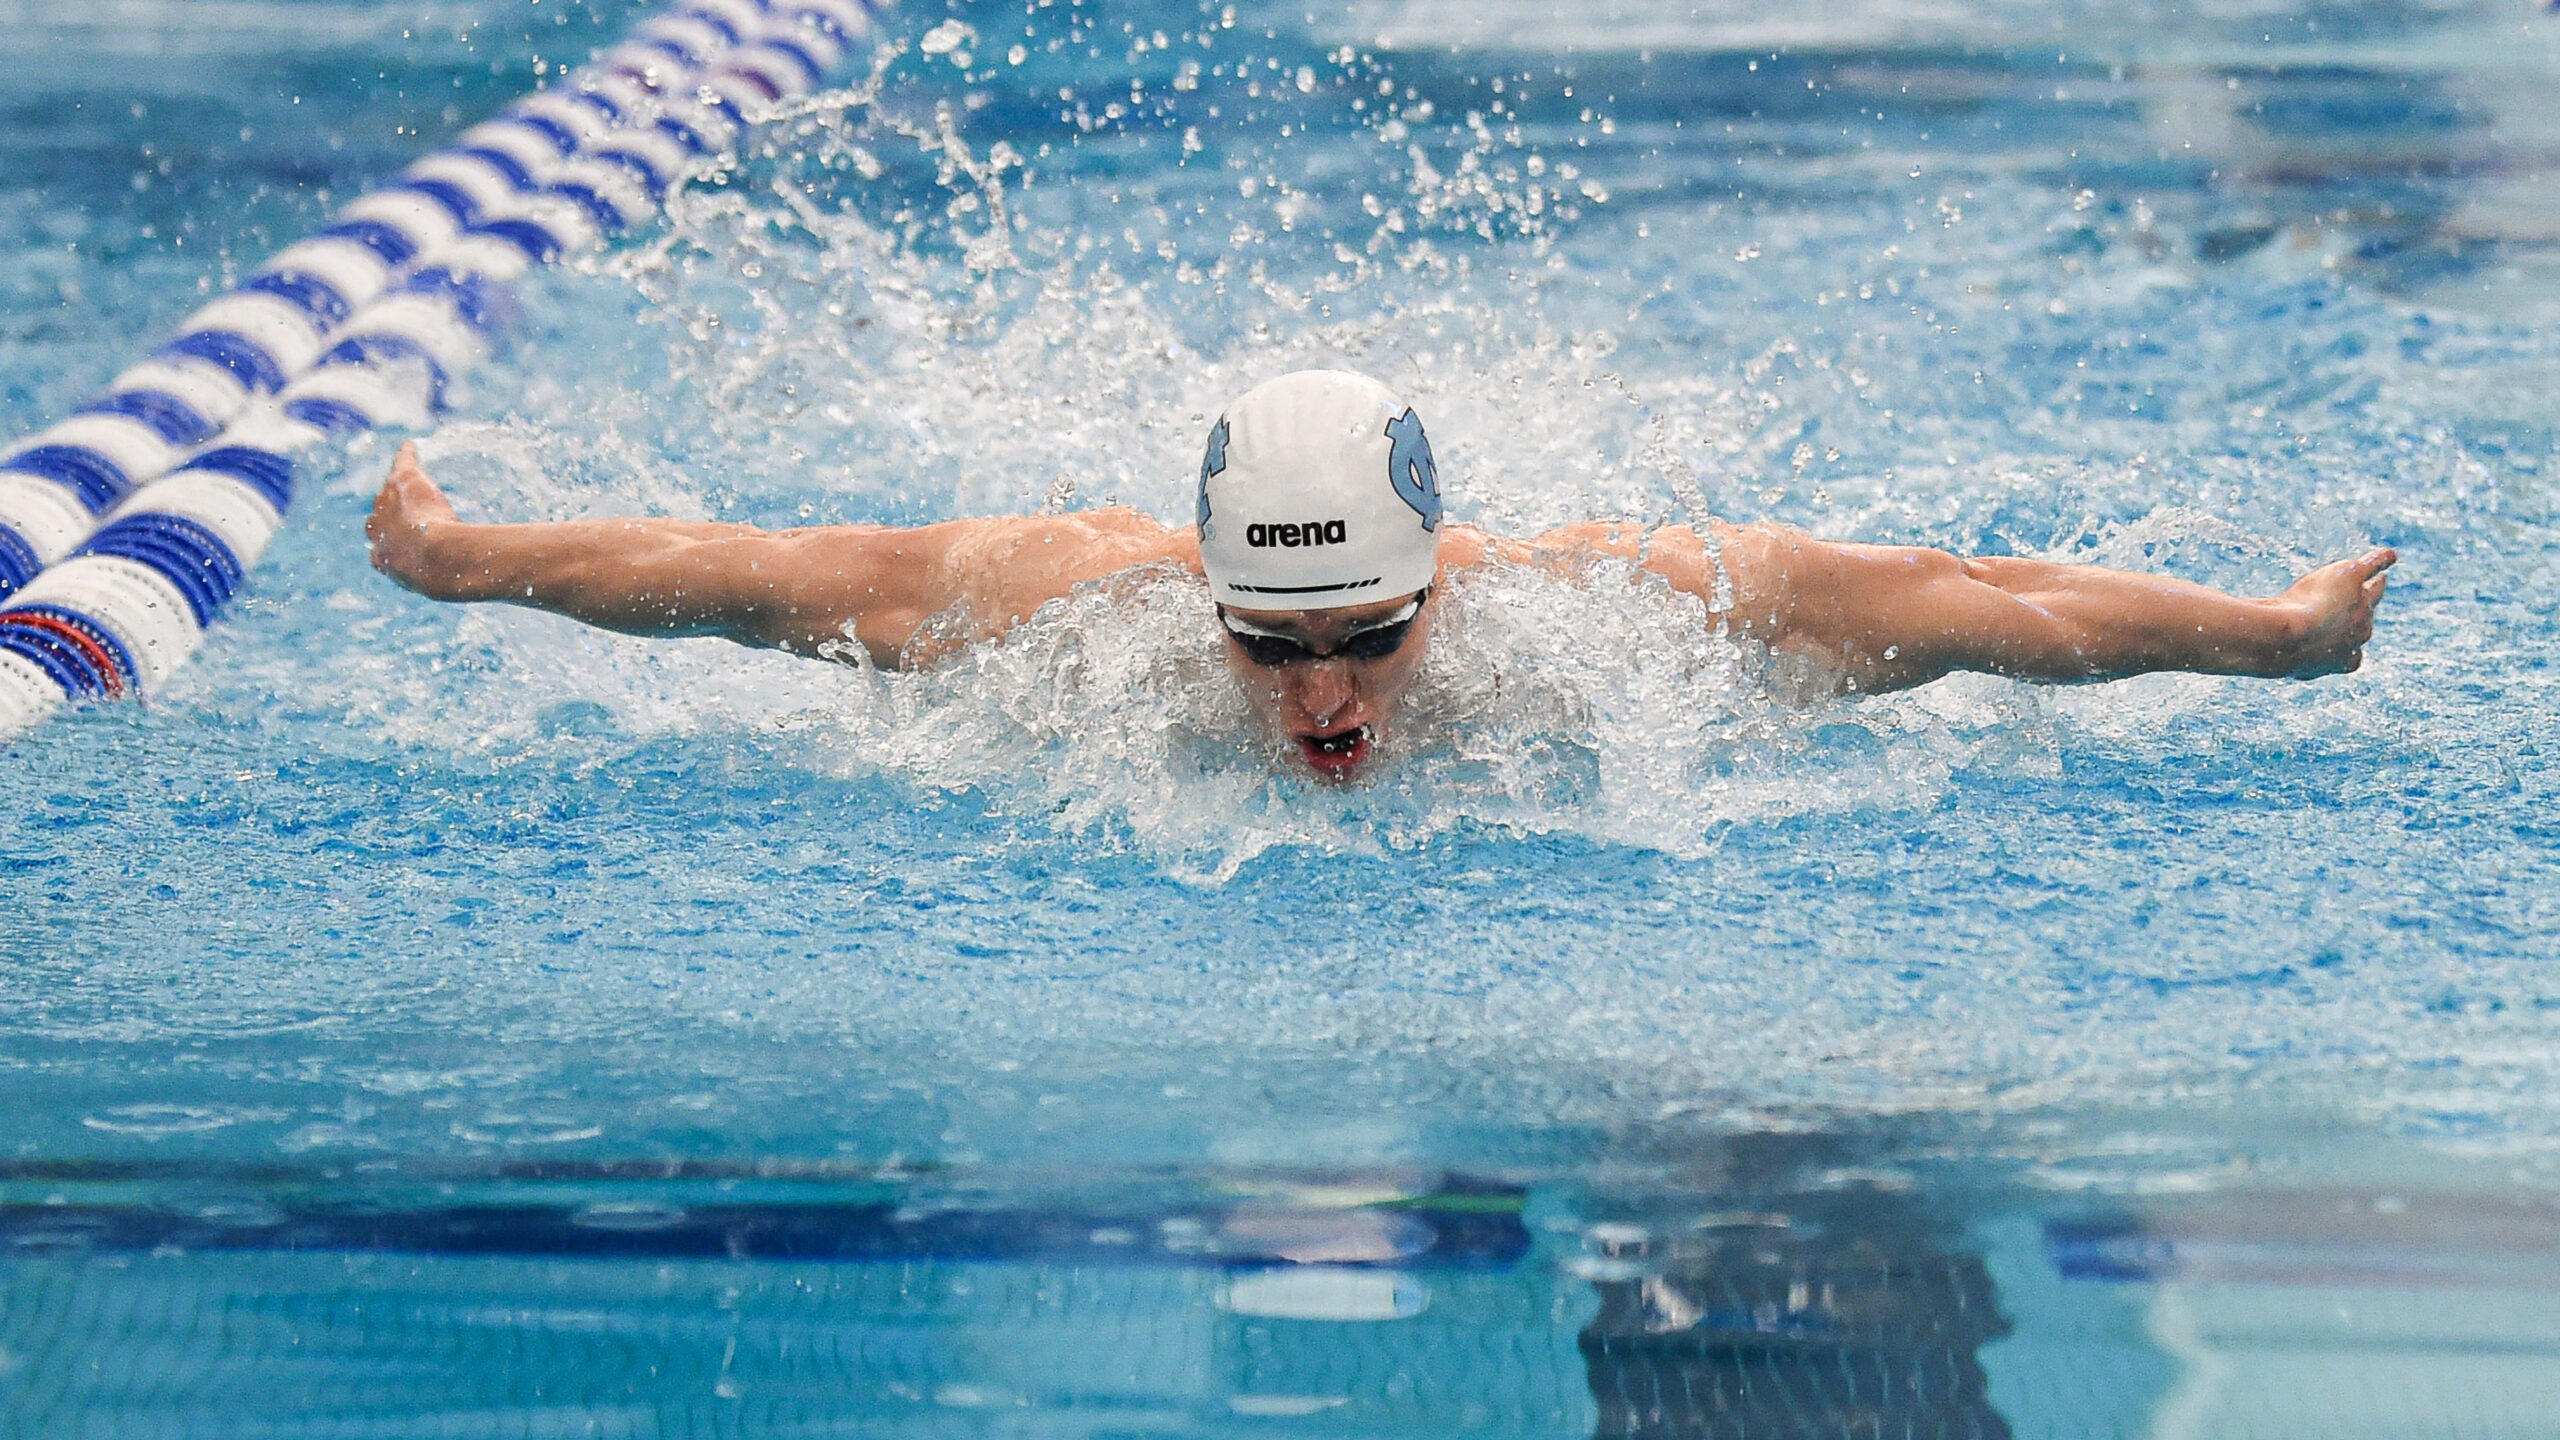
[4,0,2560,1433]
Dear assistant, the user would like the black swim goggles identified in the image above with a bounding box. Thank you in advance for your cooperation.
[1217,589,1429,668]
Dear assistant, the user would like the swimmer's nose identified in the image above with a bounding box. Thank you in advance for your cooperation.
[1283,661,1359,728]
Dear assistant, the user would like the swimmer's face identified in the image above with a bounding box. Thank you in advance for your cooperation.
[1217,587,1434,782]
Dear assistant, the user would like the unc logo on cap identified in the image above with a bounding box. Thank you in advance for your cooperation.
[1196,416,1229,532]
[1384,408,1441,532]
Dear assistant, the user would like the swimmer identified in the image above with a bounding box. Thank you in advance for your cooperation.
[367,369,2394,781]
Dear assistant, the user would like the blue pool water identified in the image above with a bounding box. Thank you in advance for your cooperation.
[5,0,2560,1433]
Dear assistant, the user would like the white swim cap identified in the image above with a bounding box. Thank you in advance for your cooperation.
[1195,369,1443,609]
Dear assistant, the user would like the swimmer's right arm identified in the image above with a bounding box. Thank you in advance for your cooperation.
[367,445,1194,666]
[368,443,972,665]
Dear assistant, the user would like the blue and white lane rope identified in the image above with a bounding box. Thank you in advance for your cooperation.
[0,0,881,737]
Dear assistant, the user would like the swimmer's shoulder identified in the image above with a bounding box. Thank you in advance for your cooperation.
[1069,506,1202,568]
[818,507,1188,580]
[935,507,1201,633]
[1439,520,1738,572]
[966,506,1199,578]
[1436,524,1499,571]
[1437,518,1787,620]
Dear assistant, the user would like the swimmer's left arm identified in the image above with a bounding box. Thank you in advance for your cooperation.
[1702,526,2397,691]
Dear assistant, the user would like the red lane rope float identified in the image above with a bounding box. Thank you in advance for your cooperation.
[0,611,129,698]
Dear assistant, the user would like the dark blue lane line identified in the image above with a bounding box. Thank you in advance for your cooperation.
[0,1199,1531,1269]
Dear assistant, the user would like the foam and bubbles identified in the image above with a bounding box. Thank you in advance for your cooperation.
[796,558,1799,875]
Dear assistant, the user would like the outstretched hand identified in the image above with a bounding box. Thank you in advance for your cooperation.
[366,442,460,597]
[2272,546,2395,677]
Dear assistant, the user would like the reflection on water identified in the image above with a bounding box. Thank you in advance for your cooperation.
[1577,1133,2012,1440]
[4,1131,2554,1437]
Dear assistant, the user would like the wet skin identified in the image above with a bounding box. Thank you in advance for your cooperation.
[1217,590,1435,781]
[370,443,2395,785]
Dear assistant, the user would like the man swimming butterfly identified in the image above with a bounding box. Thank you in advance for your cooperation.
[367,369,2393,781]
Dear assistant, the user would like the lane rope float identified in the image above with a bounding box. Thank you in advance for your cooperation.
[0,0,887,738]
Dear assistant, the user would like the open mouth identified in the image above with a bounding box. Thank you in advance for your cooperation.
[1294,724,1373,778]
